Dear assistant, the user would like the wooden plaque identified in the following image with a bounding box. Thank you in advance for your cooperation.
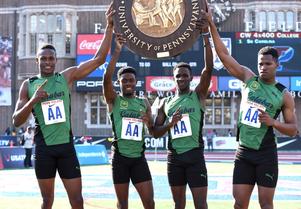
[113,0,207,59]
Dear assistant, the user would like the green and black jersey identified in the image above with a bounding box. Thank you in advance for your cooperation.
[237,76,286,150]
[164,91,205,154]
[110,95,147,158]
[28,73,72,146]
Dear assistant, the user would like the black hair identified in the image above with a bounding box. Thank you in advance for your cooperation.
[37,44,57,56]
[173,62,192,74]
[117,66,137,79]
[258,46,279,60]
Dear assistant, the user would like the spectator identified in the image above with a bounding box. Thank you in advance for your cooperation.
[23,126,34,168]
[228,129,233,137]
[206,129,214,152]
[4,127,11,135]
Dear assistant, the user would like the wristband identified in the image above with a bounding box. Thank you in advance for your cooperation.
[201,32,210,36]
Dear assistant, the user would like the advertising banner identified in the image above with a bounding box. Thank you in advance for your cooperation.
[75,145,109,165]
[0,36,12,106]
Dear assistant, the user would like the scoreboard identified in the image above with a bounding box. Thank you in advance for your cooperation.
[235,32,301,76]
[76,32,301,92]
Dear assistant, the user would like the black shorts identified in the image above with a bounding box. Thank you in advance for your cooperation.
[168,148,207,188]
[233,147,278,188]
[111,151,152,184]
[35,143,81,179]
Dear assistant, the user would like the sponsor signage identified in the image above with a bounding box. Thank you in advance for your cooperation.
[219,76,290,91]
[0,145,109,169]
[290,77,301,91]
[76,34,110,78]
[218,77,242,91]
[75,145,109,165]
[76,77,145,92]
[145,76,218,92]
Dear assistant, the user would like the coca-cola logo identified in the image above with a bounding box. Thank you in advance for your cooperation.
[150,78,175,91]
[79,40,102,50]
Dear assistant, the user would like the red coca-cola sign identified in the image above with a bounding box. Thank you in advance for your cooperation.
[77,34,104,55]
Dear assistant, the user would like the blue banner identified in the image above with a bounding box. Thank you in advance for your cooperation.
[75,145,109,165]
[0,145,109,169]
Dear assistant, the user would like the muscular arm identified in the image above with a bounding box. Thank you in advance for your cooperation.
[12,80,48,127]
[259,91,298,136]
[103,34,125,112]
[62,4,114,86]
[151,100,182,138]
[205,8,254,82]
[273,92,298,136]
[195,33,213,105]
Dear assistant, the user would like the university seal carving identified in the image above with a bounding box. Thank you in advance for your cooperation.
[113,0,206,59]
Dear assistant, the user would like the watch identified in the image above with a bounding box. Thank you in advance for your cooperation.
[208,0,236,24]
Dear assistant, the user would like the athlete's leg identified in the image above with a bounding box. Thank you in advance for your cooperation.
[170,185,186,209]
[233,159,256,209]
[190,186,208,209]
[37,178,55,209]
[134,180,155,209]
[61,177,83,209]
[114,183,130,209]
[233,184,254,209]
[256,163,278,209]
[258,186,275,209]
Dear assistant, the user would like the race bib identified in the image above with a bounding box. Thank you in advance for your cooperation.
[41,99,66,125]
[121,117,143,141]
[170,114,192,139]
[241,100,266,128]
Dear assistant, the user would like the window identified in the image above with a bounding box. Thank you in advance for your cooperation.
[87,95,110,128]
[277,11,285,31]
[255,10,299,32]
[249,11,256,31]
[286,11,294,31]
[204,97,232,127]
[20,11,75,57]
[259,11,267,31]
[267,11,276,31]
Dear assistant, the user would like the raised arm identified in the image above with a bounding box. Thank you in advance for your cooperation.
[12,80,48,127]
[62,3,114,85]
[259,91,298,136]
[103,34,126,112]
[194,25,213,103]
[204,2,254,82]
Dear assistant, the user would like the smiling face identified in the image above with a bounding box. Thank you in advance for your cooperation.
[173,66,193,94]
[36,48,57,77]
[119,73,137,97]
[257,54,278,83]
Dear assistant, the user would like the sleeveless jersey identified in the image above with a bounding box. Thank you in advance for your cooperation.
[28,73,72,146]
[164,91,205,154]
[237,76,285,150]
[110,95,147,158]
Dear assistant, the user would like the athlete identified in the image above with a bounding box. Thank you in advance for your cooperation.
[103,35,155,209]
[12,5,115,209]
[151,19,213,209]
[204,2,298,209]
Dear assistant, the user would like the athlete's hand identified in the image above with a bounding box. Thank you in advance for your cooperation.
[106,3,115,29]
[114,33,126,52]
[258,109,275,127]
[140,110,153,129]
[168,107,182,128]
[31,80,48,104]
